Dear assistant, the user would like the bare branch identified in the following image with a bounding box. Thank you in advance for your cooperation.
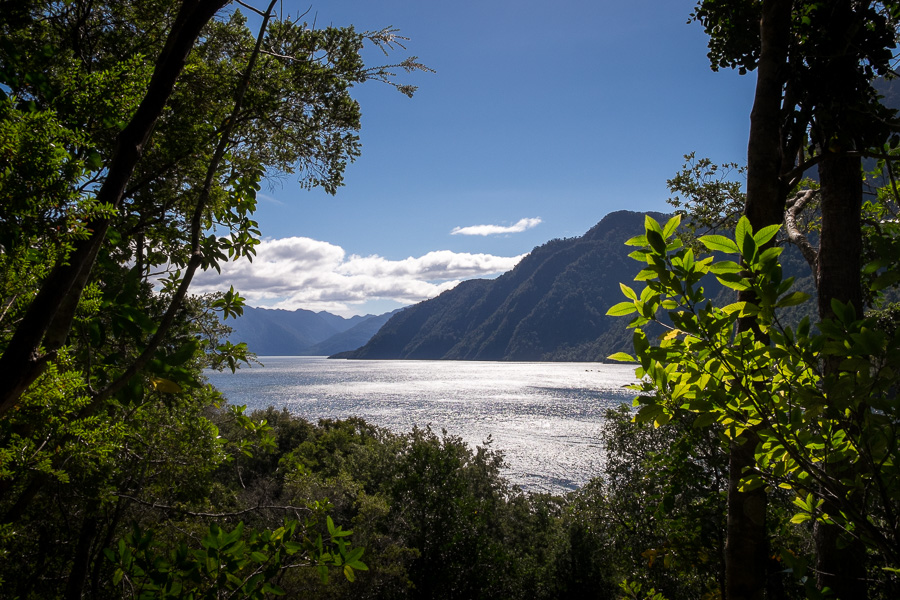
[113,494,311,518]
[784,189,819,276]
[782,154,824,189]
[233,0,267,17]
[364,26,410,55]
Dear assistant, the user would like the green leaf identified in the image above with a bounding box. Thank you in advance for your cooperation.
[776,291,810,308]
[740,229,758,261]
[619,283,638,300]
[831,299,857,323]
[166,339,200,366]
[635,404,664,424]
[628,249,649,261]
[85,149,103,170]
[345,547,365,562]
[863,257,892,274]
[722,301,758,316]
[625,234,648,247]
[699,235,740,254]
[693,411,718,428]
[753,223,780,246]
[607,302,637,316]
[150,377,183,394]
[646,229,667,254]
[872,271,900,291]
[644,214,663,234]
[662,214,682,239]
[757,246,782,264]
[709,260,743,274]
[735,216,752,247]
[607,352,636,362]
[716,275,750,291]
[263,583,287,596]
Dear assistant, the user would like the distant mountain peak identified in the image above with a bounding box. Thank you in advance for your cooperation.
[227,307,400,356]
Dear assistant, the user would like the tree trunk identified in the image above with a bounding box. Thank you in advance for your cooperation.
[814,152,868,600]
[726,2,792,599]
[725,434,769,600]
[816,155,863,321]
[809,0,869,593]
[64,511,99,600]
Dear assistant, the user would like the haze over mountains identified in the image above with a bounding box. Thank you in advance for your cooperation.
[226,306,398,356]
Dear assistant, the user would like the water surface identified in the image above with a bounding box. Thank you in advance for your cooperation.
[205,357,636,493]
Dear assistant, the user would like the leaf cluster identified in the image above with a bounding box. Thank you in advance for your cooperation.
[607,215,900,588]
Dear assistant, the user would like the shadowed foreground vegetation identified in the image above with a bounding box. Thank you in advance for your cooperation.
[0,387,816,599]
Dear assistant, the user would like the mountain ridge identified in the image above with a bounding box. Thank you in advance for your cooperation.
[226,306,399,356]
[333,211,671,362]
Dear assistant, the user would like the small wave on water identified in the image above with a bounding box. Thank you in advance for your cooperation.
[204,357,637,494]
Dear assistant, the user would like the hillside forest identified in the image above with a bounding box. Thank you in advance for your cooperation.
[3,1,900,599]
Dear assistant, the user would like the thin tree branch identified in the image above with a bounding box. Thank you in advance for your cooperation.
[113,494,312,519]
[782,154,825,188]
[784,189,819,276]
[233,0,266,17]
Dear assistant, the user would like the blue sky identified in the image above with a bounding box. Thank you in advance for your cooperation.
[194,0,756,316]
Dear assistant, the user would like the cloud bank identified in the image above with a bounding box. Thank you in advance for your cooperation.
[450,217,542,236]
[189,236,525,315]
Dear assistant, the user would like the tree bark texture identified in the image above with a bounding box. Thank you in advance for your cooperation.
[810,0,869,595]
[814,153,867,600]
[727,2,792,599]
[816,155,863,320]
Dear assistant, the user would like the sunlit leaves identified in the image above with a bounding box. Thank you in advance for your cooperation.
[607,302,637,317]
[608,212,900,568]
[699,234,739,254]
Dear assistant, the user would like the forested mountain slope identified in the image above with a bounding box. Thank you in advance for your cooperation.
[227,306,397,355]
[335,211,669,361]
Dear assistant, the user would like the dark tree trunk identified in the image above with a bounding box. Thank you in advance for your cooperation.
[809,0,869,594]
[64,511,99,600]
[726,2,792,599]
[817,155,863,321]
[814,153,868,600]
[725,434,769,600]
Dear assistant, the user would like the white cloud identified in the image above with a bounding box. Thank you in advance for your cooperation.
[189,236,525,315]
[450,217,542,236]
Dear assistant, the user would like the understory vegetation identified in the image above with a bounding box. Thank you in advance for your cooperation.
[0,384,809,599]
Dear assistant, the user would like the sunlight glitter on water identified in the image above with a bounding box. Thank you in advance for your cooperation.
[205,357,637,494]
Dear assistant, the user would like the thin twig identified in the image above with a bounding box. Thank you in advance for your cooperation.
[233,0,266,17]
[113,494,312,518]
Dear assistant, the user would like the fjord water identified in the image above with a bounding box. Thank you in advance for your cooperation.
[204,357,637,494]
